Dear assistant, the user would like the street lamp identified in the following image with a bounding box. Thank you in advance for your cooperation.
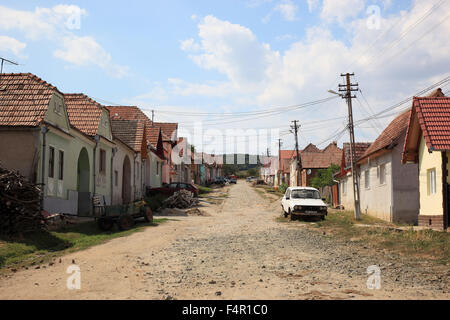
[328,89,343,97]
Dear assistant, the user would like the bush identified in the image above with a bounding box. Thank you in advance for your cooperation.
[197,186,213,195]
[279,183,288,194]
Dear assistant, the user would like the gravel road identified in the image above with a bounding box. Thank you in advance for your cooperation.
[0,181,448,299]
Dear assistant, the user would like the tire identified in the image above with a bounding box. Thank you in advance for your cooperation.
[141,206,153,223]
[289,209,295,221]
[98,217,114,231]
[320,215,326,221]
[118,214,134,231]
[282,206,288,218]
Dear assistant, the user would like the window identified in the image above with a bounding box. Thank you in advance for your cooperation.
[58,150,64,180]
[379,164,386,185]
[291,189,321,199]
[53,101,62,115]
[48,146,55,178]
[114,170,118,187]
[365,170,370,189]
[342,180,347,195]
[156,162,159,175]
[428,168,436,195]
[99,149,106,174]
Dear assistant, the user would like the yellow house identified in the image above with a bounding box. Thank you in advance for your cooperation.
[402,89,449,230]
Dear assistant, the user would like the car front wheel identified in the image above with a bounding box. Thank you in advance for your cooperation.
[282,206,288,218]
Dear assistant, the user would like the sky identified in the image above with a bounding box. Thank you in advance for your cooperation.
[1,0,449,156]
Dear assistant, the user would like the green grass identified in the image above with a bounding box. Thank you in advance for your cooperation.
[0,218,168,271]
[196,185,214,195]
[281,209,450,265]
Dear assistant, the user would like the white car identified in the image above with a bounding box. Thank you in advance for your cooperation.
[281,187,328,221]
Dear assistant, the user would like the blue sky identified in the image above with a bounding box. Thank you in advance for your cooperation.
[1,0,449,154]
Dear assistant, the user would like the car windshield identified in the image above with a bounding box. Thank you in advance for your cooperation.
[291,189,321,199]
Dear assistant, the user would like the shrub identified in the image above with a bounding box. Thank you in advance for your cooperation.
[279,183,288,194]
[144,194,169,212]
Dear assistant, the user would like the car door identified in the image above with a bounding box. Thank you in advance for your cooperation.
[282,189,290,212]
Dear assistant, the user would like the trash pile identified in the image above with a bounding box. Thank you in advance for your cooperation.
[163,190,199,209]
[0,165,46,236]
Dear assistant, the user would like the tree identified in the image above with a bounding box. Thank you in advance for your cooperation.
[310,164,340,189]
[247,168,258,177]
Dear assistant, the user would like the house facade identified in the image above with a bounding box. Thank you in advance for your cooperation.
[402,89,449,230]
[357,110,419,224]
[336,142,372,211]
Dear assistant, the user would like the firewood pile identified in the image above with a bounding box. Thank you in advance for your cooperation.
[163,190,199,209]
[0,166,45,236]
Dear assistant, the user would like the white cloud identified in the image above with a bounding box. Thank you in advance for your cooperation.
[307,0,320,12]
[274,0,299,21]
[320,0,365,24]
[0,5,87,40]
[54,36,129,78]
[0,5,127,78]
[180,38,200,52]
[0,35,26,56]
[188,15,280,87]
[169,0,450,147]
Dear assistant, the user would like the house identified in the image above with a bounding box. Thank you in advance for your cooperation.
[335,142,372,210]
[109,119,147,204]
[278,150,296,186]
[356,109,419,224]
[0,73,77,215]
[402,89,449,230]
[289,142,343,187]
[106,106,166,189]
[0,73,115,216]
[154,122,178,184]
[64,94,116,215]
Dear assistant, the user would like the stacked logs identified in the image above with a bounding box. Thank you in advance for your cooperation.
[0,166,45,236]
[163,190,199,209]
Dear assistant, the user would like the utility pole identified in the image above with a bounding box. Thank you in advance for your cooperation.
[278,139,282,186]
[338,73,361,220]
[291,120,301,186]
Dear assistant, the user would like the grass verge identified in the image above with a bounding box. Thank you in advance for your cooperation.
[0,218,169,272]
[278,209,450,265]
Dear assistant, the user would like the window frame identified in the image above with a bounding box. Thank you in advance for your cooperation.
[99,149,106,174]
[428,168,437,195]
[379,163,386,185]
[58,149,64,180]
[364,169,370,189]
[48,146,55,178]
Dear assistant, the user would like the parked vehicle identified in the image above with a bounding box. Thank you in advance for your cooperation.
[281,187,327,221]
[146,182,199,197]
[229,177,237,184]
[214,177,227,185]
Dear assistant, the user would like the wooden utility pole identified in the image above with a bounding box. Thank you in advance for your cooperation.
[339,73,361,220]
[278,139,282,186]
[291,120,301,186]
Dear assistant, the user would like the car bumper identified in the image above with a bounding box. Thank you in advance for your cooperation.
[292,211,327,216]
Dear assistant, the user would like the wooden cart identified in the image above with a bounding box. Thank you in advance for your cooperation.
[93,195,153,231]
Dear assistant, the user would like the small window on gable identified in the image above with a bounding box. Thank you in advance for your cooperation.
[54,101,62,115]
[379,164,386,185]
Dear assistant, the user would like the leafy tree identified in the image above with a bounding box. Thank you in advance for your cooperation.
[247,168,258,177]
[311,164,340,189]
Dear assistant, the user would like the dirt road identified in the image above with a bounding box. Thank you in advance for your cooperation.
[0,181,448,299]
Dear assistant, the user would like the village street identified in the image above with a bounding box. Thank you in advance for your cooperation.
[0,181,448,300]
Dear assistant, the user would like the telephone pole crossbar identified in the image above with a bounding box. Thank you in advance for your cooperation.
[338,73,361,220]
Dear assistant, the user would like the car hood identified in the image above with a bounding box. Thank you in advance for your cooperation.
[288,199,326,207]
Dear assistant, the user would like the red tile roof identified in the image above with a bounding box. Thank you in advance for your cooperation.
[409,96,450,151]
[279,150,297,173]
[110,119,145,153]
[359,110,410,161]
[107,106,155,145]
[0,73,60,127]
[342,142,372,168]
[300,146,343,169]
[303,143,320,153]
[64,94,104,137]
[153,122,178,141]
